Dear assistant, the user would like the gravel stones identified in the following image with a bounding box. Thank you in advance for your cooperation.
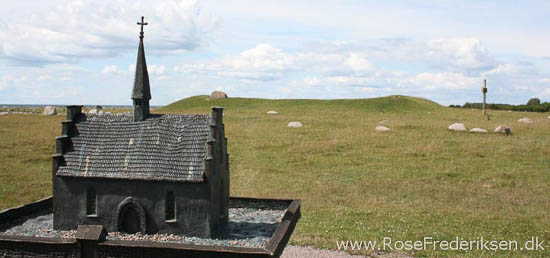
[1,207,286,248]
[281,245,365,258]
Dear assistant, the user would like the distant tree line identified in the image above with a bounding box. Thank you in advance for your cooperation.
[450,98,550,112]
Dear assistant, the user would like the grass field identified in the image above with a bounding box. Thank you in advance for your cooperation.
[1,95,549,257]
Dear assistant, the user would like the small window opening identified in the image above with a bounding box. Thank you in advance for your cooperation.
[165,191,176,221]
[86,187,97,216]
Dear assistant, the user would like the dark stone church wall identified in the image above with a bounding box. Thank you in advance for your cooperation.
[53,177,213,237]
[206,107,230,236]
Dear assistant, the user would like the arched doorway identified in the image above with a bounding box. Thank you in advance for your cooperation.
[117,197,146,234]
[120,205,141,233]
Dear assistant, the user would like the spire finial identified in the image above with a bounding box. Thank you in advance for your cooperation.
[137,16,148,39]
[132,16,151,122]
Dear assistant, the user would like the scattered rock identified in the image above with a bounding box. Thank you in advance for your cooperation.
[42,106,56,116]
[88,109,98,114]
[378,120,389,124]
[494,125,511,135]
[469,128,488,133]
[448,123,466,132]
[210,91,228,100]
[287,122,303,128]
[375,126,391,132]
[517,117,533,123]
[0,112,8,116]
[266,111,278,114]
[548,115,550,120]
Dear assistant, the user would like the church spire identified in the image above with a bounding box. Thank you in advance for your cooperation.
[131,16,151,122]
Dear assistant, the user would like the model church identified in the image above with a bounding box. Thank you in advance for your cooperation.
[51,17,229,238]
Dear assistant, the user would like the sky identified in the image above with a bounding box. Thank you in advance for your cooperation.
[1,0,549,106]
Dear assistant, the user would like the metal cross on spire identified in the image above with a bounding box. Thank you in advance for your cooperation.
[137,16,148,39]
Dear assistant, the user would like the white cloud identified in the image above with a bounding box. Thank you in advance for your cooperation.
[406,72,479,90]
[425,38,495,72]
[174,42,490,93]
[303,70,481,93]
[102,65,123,75]
[218,44,294,81]
[297,51,374,77]
[149,65,166,76]
[344,53,373,75]
[482,64,516,76]
[0,76,13,91]
[0,75,26,92]
[177,44,377,82]
[361,37,496,75]
[0,0,218,64]
[183,38,487,87]
[233,44,294,71]
[176,44,295,81]
[44,64,88,72]
[303,77,321,86]
[303,76,371,87]
[38,75,52,81]
[151,66,169,81]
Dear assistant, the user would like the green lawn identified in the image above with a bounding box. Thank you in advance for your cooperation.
[1,95,549,257]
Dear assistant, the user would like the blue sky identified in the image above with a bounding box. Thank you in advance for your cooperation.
[1,0,549,106]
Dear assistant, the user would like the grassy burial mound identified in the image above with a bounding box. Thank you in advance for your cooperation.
[1,95,549,256]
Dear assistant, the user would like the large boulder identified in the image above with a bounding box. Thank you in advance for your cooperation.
[42,106,57,116]
[0,111,8,116]
[210,91,228,100]
[266,111,278,114]
[88,109,98,114]
[375,126,391,132]
[448,123,466,132]
[287,122,303,128]
[494,125,511,135]
[517,117,533,123]
[469,128,488,133]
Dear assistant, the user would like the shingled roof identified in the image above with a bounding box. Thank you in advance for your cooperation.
[56,113,211,182]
